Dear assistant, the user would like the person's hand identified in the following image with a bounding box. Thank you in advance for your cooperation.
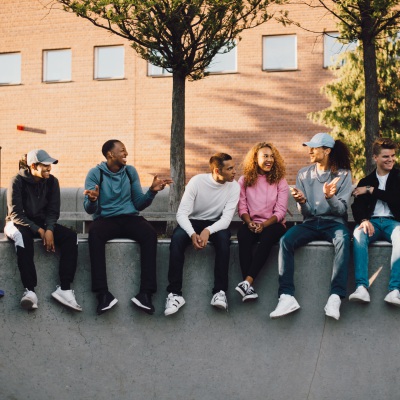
[290,187,307,204]
[323,177,340,199]
[191,233,204,250]
[247,221,258,232]
[199,229,210,247]
[150,175,173,192]
[83,185,99,202]
[43,230,55,252]
[353,186,373,197]
[254,223,264,234]
[357,220,374,237]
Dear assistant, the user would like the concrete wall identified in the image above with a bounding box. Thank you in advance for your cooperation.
[0,236,398,400]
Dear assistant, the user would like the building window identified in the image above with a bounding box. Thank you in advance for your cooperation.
[148,42,237,77]
[0,52,21,85]
[94,46,125,79]
[206,43,237,73]
[263,35,297,71]
[324,32,357,68]
[43,49,72,82]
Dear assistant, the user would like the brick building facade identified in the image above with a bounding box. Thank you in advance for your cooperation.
[0,0,342,188]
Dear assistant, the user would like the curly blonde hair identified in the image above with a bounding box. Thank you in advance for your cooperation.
[242,142,286,187]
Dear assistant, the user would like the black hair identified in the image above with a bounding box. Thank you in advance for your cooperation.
[209,153,232,172]
[326,140,352,172]
[102,140,122,158]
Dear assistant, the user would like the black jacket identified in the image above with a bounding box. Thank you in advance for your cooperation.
[351,168,400,224]
[6,168,60,233]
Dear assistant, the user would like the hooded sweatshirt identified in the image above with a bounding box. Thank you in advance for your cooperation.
[6,168,60,233]
[84,162,155,220]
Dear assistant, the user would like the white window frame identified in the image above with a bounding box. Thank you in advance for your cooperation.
[147,42,237,77]
[43,49,72,83]
[262,35,297,71]
[323,32,357,68]
[0,52,21,85]
[94,45,125,80]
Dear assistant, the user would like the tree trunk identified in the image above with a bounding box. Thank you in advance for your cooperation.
[166,71,186,236]
[361,10,380,174]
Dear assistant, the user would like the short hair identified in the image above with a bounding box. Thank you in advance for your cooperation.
[372,137,398,156]
[209,153,232,172]
[101,140,121,158]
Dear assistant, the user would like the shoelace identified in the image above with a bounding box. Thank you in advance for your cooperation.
[246,287,255,295]
[166,295,179,308]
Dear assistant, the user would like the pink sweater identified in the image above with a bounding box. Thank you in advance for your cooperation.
[238,175,289,224]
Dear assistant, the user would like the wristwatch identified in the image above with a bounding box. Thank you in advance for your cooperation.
[366,186,371,194]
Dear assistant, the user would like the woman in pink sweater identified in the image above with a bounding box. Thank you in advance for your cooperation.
[235,142,289,301]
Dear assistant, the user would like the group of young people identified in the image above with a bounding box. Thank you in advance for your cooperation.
[4,134,400,320]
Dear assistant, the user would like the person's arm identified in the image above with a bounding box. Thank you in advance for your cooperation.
[128,167,156,211]
[296,173,312,218]
[83,168,100,215]
[325,171,353,216]
[351,177,371,224]
[205,182,240,235]
[271,179,289,223]
[44,176,60,232]
[7,176,40,233]
[176,179,197,238]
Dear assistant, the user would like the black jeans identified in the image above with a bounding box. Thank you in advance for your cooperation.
[88,215,157,294]
[237,222,286,281]
[10,223,78,290]
[167,219,231,296]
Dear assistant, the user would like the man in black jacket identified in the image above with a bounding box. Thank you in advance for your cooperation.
[4,149,82,311]
[350,138,400,305]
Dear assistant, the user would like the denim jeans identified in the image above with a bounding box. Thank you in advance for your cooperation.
[167,219,231,296]
[278,218,350,298]
[353,217,400,291]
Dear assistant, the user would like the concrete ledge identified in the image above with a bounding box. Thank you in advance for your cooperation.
[0,236,399,400]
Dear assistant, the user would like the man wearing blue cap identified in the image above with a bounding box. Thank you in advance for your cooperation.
[270,133,353,320]
[5,150,82,311]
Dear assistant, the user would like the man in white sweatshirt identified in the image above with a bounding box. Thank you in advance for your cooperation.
[164,153,240,316]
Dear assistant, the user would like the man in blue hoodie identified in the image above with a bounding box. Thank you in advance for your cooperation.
[84,140,172,315]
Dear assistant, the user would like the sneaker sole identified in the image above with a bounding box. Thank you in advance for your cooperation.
[211,301,227,310]
[349,296,370,303]
[324,307,340,320]
[21,299,37,310]
[270,304,300,319]
[98,298,118,314]
[131,297,155,314]
[235,286,247,297]
[165,300,185,316]
[384,298,400,307]
[51,292,82,311]
[243,294,258,302]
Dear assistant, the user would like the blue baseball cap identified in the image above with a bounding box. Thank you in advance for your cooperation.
[27,149,58,165]
[303,133,335,148]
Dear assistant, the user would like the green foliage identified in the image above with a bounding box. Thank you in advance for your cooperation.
[56,0,285,80]
[309,32,400,179]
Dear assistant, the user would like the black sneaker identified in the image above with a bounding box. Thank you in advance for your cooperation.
[235,280,250,297]
[243,286,259,302]
[97,291,118,315]
[131,293,155,315]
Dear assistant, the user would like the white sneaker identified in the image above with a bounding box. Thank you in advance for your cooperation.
[324,294,341,320]
[384,289,400,307]
[270,294,300,318]
[349,286,370,303]
[20,289,38,310]
[164,293,185,316]
[51,286,82,311]
[211,290,228,310]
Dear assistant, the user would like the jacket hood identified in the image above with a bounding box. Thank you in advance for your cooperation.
[18,168,41,185]
[97,161,126,177]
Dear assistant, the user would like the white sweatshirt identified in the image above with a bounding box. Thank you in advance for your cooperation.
[176,174,240,237]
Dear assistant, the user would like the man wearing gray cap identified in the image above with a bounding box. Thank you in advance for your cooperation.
[4,149,82,311]
[270,133,353,320]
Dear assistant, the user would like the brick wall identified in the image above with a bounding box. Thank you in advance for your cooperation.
[0,0,338,189]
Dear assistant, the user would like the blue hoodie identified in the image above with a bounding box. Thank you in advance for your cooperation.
[84,162,155,220]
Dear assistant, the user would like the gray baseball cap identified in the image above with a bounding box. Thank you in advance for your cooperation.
[27,149,58,165]
[303,133,335,148]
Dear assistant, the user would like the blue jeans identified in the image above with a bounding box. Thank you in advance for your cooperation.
[278,218,350,298]
[353,217,400,292]
[167,219,231,296]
